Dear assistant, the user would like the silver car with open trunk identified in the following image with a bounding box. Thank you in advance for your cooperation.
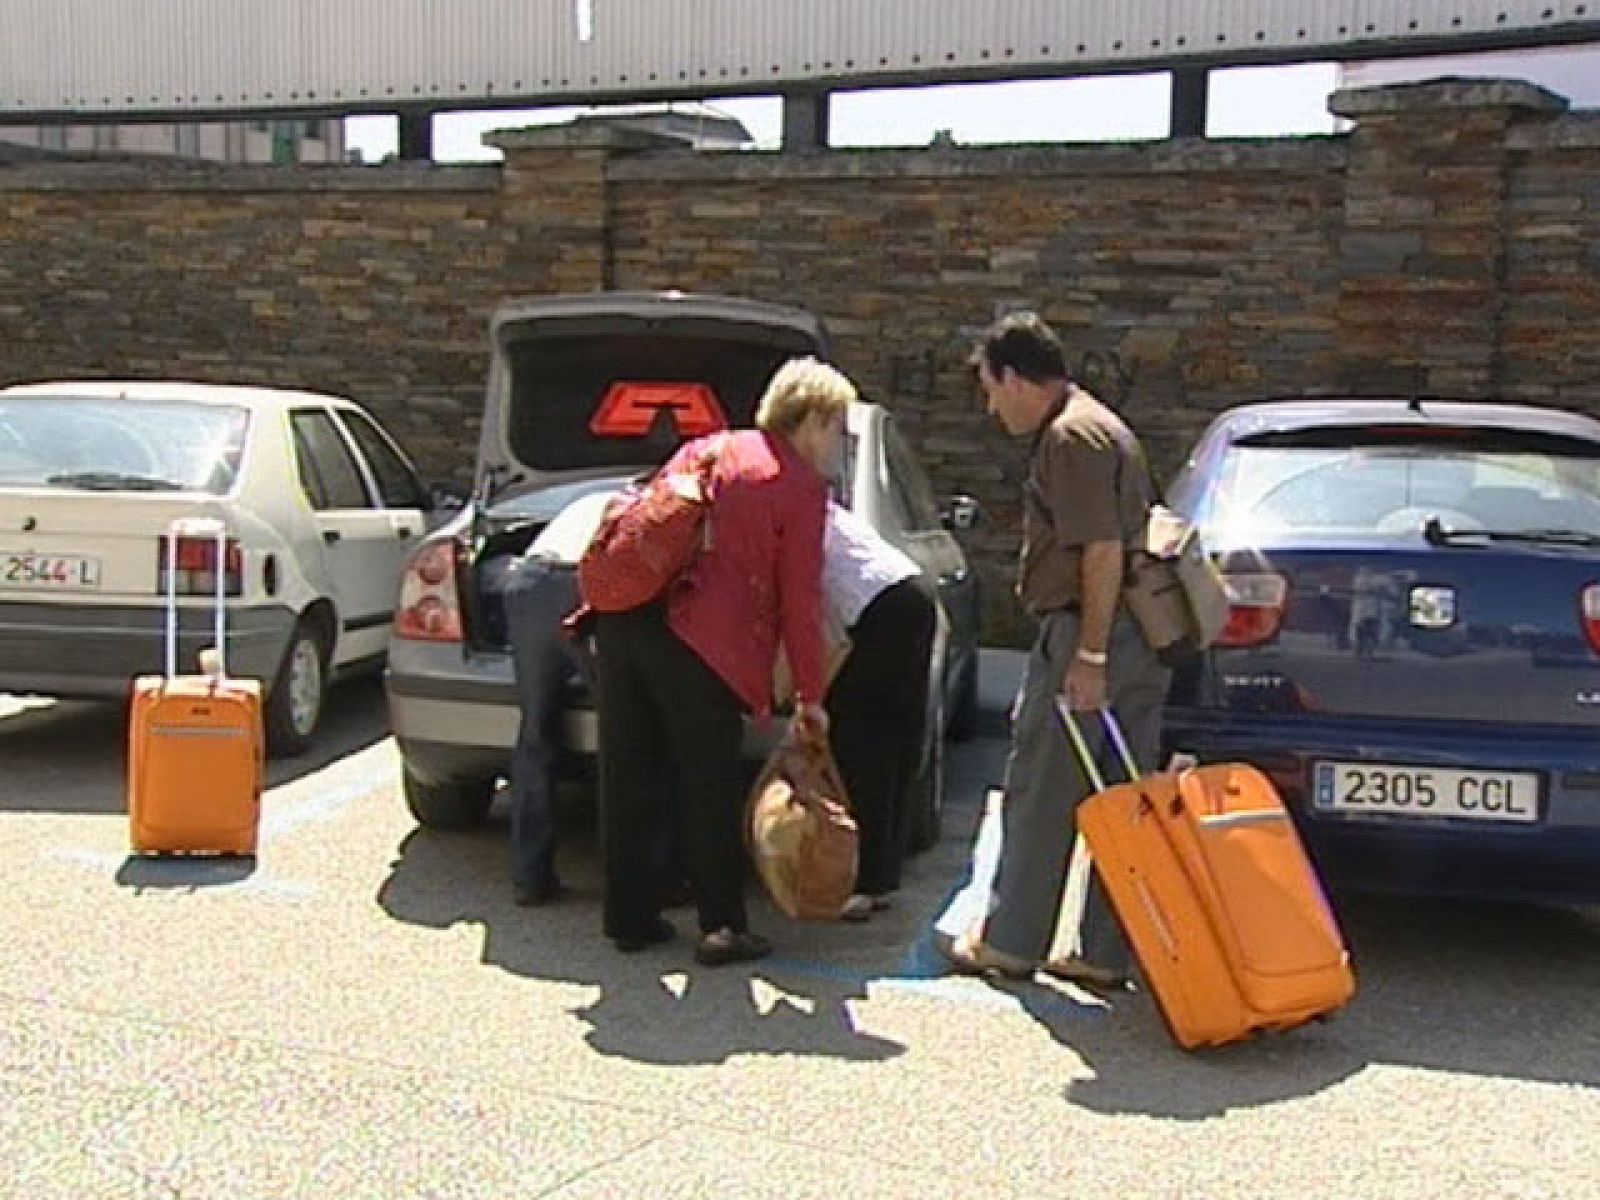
[384,291,981,849]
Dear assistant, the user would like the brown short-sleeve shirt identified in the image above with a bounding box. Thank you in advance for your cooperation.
[1017,393,1148,616]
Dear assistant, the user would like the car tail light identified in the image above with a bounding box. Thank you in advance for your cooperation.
[1582,585,1600,655]
[157,535,243,597]
[1218,572,1288,647]
[395,540,463,643]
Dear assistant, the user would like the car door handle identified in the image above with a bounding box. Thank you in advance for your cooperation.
[395,527,415,540]
[323,530,342,545]
[939,569,968,585]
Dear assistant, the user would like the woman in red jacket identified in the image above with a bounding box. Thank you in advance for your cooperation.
[593,357,851,966]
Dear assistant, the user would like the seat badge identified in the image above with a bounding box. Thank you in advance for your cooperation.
[1409,586,1456,629]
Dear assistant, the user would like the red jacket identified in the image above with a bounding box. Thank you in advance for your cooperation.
[665,429,827,716]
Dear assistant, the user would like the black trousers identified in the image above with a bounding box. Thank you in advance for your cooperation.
[826,574,938,897]
[594,605,748,941]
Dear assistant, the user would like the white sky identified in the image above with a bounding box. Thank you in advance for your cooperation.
[345,63,1344,162]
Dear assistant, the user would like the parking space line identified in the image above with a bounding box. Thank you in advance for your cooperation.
[45,762,394,899]
[765,956,1105,1020]
[259,774,387,841]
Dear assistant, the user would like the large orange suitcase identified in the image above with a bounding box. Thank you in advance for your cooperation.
[1062,705,1355,1050]
[127,518,263,856]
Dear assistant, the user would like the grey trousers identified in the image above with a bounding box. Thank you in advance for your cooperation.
[983,611,1172,970]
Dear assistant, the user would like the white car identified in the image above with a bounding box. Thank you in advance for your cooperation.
[0,381,437,754]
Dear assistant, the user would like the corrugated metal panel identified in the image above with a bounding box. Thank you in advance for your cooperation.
[1,0,1597,116]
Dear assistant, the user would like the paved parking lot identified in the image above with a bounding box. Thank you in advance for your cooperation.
[4,657,1599,1199]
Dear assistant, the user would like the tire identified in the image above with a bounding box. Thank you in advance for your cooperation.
[945,655,980,742]
[265,618,328,759]
[403,769,495,830]
[906,692,946,856]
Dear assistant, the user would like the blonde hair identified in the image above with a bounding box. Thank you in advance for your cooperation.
[755,357,856,435]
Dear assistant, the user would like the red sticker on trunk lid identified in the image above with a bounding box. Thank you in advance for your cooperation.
[589,382,728,439]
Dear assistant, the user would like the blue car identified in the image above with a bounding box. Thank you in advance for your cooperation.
[1162,399,1600,905]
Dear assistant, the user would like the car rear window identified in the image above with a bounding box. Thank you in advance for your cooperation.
[503,329,818,472]
[0,395,252,494]
[1211,431,1600,540]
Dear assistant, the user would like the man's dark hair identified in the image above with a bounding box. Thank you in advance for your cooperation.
[971,311,1070,384]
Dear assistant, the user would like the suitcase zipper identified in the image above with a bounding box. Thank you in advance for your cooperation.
[1196,809,1285,829]
[1132,876,1179,958]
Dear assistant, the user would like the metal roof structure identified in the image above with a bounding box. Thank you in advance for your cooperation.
[3,0,1598,123]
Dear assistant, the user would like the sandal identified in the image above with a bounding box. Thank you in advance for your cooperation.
[934,929,1034,980]
[695,928,773,967]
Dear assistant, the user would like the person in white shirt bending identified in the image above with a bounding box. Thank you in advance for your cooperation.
[822,502,939,921]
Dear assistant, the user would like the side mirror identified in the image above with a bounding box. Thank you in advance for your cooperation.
[427,481,469,513]
[941,494,981,532]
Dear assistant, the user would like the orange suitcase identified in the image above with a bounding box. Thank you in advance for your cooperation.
[1062,705,1355,1050]
[127,518,263,856]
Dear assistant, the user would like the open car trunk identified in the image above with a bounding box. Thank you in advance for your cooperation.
[468,294,827,652]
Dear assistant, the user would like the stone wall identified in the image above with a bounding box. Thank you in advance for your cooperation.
[604,140,1349,625]
[0,165,511,475]
[3,81,1598,642]
[1502,116,1600,405]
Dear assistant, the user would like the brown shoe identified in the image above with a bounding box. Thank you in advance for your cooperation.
[934,930,1034,980]
[695,929,774,967]
[839,894,874,923]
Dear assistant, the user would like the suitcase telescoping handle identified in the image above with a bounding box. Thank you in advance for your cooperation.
[164,516,229,680]
[1055,702,1144,962]
[1056,701,1142,790]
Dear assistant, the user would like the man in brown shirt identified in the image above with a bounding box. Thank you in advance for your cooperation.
[941,312,1171,987]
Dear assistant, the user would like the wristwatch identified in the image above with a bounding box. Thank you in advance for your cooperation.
[1075,647,1109,666]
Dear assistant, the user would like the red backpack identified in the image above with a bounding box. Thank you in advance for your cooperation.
[576,435,728,613]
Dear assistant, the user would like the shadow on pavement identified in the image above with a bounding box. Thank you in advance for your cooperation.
[912,674,1600,1117]
[265,675,392,787]
[375,804,906,1068]
[0,698,129,813]
[114,854,258,890]
[370,646,1600,1108]
[0,675,391,814]
[998,892,1600,1120]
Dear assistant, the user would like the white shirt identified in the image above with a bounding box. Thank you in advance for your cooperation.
[528,491,615,564]
[823,502,920,628]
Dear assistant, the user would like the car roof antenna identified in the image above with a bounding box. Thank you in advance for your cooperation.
[1408,395,1427,415]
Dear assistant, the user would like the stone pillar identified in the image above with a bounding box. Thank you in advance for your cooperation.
[1330,79,1566,397]
[1170,68,1209,138]
[484,123,666,294]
